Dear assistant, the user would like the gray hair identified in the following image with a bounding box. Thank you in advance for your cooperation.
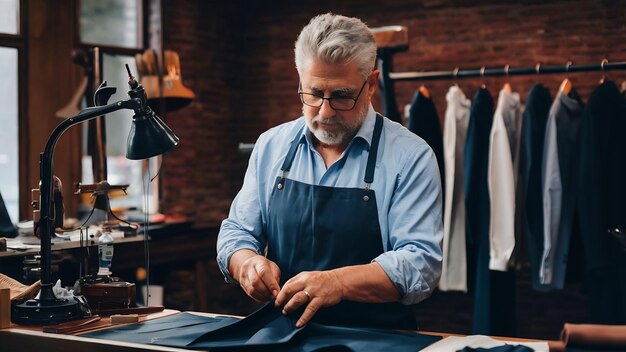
[294,13,377,80]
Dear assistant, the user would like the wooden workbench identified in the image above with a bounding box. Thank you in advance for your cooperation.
[0,309,553,352]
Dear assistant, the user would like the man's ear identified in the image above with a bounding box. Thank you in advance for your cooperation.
[368,70,380,97]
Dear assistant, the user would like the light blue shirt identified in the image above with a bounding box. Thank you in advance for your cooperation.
[217,105,443,305]
[539,91,582,288]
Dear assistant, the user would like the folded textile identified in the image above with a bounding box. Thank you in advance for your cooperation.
[84,302,441,351]
[182,302,303,349]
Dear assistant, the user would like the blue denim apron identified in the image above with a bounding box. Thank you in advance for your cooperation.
[266,114,416,330]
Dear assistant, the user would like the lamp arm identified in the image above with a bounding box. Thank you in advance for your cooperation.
[42,99,142,160]
[38,97,142,302]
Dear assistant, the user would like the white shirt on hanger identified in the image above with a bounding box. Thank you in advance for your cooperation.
[487,88,522,271]
[440,85,470,291]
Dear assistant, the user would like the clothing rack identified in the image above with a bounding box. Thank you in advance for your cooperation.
[389,61,626,81]
[371,25,626,121]
[371,25,626,337]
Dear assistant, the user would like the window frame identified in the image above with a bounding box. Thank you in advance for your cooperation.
[11,0,158,221]
[0,0,28,222]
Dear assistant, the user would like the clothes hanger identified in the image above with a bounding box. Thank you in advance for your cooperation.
[418,71,431,98]
[480,66,486,89]
[559,61,573,96]
[502,64,512,93]
[535,62,541,78]
[452,67,464,94]
[599,59,608,84]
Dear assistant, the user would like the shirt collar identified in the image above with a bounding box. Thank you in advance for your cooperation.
[354,104,377,149]
[300,104,377,150]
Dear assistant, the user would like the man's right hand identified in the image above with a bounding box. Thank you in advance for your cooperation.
[229,249,281,302]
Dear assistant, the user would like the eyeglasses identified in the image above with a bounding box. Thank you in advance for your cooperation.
[298,78,369,111]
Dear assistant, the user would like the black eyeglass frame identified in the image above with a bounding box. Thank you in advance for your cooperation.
[298,78,369,111]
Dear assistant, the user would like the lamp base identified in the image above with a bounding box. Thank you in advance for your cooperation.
[11,295,92,326]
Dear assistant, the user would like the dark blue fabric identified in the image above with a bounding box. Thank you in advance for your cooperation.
[519,84,552,291]
[289,322,441,352]
[82,303,441,351]
[577,80,626,324]
[457,345,534,352]
[81,312,239,345]
[185,302,303,349]
[464,88,494,262]
[408,89,445,199]
[464,87,494,335]
[464,88,516,336]
[203,309,441,352]
[267,114,416,330]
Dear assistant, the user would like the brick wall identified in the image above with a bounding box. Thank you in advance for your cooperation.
[159,0,626,339]
[159,1,256,228]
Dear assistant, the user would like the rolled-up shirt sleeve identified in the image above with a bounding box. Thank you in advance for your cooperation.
[217,143,266,283]
[373,145,443,305]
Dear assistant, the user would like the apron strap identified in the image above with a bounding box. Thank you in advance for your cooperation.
[364,114,384,184]
[280,129,304,173]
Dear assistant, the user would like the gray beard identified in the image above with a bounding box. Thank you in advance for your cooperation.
[305,104,369,146]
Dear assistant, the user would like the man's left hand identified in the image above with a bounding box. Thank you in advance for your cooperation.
[274,270,344,327]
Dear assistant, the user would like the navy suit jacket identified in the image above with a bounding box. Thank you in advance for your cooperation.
[519,84,552,290]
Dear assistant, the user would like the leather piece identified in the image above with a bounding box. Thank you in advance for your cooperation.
[83,303,441,351]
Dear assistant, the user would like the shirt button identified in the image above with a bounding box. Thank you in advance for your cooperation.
[277,183,283,190]
[363,195,369,202]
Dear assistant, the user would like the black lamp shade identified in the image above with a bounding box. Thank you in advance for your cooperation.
[126,111,179,160]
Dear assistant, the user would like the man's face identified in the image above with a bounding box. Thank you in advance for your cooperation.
[299,60,377,146]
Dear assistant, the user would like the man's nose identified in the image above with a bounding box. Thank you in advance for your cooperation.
[319,99,336,118]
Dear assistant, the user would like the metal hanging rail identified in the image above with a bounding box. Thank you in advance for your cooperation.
[389,60,626,81]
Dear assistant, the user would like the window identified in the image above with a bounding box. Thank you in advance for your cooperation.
[79,0,157,213]
[80,0,142,49]
[0,0,19,35]
[0,47,18,223]
[0,0,20,224]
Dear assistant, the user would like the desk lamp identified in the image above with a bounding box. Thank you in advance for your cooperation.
[12,66,179,325]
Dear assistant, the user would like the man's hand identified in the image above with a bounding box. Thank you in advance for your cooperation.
[274,270,344,328]
[230,250,281,302]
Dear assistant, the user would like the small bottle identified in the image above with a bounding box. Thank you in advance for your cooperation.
[97,228,114,276]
